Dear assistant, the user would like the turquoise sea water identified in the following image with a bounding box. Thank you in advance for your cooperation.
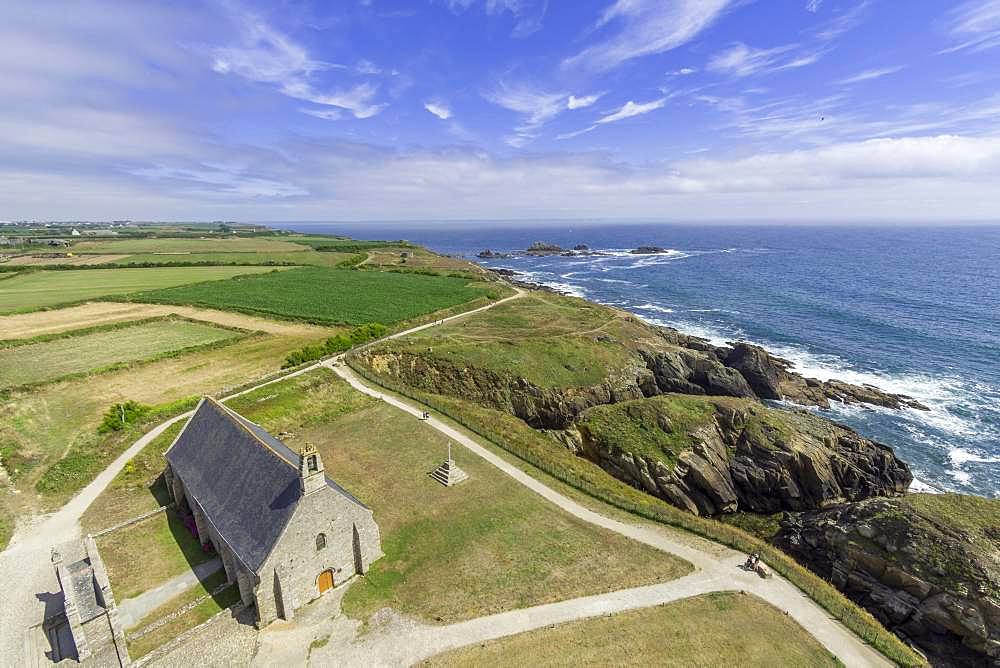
[273,222,1000,498]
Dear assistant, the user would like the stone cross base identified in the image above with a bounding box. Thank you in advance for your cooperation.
[430,459,469,487]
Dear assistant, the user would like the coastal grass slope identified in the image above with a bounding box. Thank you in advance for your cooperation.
[346,359,927,667]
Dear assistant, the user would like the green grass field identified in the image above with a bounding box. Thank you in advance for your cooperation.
[130,266,493,325]
[70,237,310,254]
[378,291,648,388]
[0,266,282,314]
[0,318,244,389]
[425,592,842,667]
[221,369,690,624]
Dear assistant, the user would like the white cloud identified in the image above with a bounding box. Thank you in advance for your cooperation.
[424,100,453,120]
[564,0,732,72]
[484,82,568,145]
[211,12,385,119]
[596,98,667,124]
[131,164,307,198]
[836,66,904,85]
[668,67,697,76]
[941,0,1000,53]
[676,135,1000,190]
[806,0,823,12]
[567,93,603,109]
[708,42,822,77]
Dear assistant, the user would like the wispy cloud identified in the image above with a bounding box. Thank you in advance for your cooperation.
[484,82,568,146]
[941,0,1000,53]
[567,93,603,109]
[443,0,549,37]
[564,0,732,72]
[299,108,343,120]
[424,100,453,120]
[211,12,386,119]
[597,97,667,124]
[806,0,823,13]
[813,1,870,41]
[668,67,697,77]
[836,65,904,85]
[708,42,822,77]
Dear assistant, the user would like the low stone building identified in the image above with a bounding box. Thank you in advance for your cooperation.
[48,537,130,666]
[164,397,382,626]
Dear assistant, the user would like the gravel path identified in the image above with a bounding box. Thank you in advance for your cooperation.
[329,362,893,667]
[118,556,223,628]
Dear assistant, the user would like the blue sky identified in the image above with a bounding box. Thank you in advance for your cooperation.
[2,0,1000,221]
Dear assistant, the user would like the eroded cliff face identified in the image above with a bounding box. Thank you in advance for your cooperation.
[357,325,927,434]
[358,350,653,429]
[573,397,912,516]
[776,496,1000,667]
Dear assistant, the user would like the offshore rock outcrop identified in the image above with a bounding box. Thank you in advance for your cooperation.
[574,397,911,516]
[776,496,1000,667]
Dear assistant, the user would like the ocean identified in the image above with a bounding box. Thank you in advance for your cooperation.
[271,221,1000,498]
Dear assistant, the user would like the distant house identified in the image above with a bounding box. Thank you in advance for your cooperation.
[164,398,382,626]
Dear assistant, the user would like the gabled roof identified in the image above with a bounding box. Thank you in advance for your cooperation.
[165,398,366,573]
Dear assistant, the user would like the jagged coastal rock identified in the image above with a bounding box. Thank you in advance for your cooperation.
[776,495,1000,666]
[630,245,668,254]
[574,396,912,516]
[477,249,511,259]
[525,241,564,255]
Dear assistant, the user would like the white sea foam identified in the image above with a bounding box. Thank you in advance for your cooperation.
[948,469,973,485]
[908,476,943,493]
[635,303,675,314]
[948,447,1000,466]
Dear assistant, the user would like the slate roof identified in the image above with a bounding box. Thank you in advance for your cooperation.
[165,398,366,573]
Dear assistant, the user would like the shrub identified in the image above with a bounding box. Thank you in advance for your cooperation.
[97,400,151,434]
[282,323,388,368]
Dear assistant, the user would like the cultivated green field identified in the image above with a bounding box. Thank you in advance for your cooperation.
[130,266,493,325]
[0,266,282,314]
[0,318,244,389]
[109,250,355,267]
[425,592,841,667]
[69,237,310,254]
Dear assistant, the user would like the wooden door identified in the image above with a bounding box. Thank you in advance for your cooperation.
[318,569,334,593]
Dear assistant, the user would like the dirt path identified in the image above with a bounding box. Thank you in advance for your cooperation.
[328,362,893,667]
[0,290,524,667]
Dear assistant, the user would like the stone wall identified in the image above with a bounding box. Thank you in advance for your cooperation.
[254,487,382,625]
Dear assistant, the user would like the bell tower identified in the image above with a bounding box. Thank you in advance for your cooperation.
[298,444,326,495]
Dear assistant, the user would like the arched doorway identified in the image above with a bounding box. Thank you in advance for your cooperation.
[317,569,334,594]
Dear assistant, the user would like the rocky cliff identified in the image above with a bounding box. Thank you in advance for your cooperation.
[776,495,1000,666]
[572,395,911,516]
